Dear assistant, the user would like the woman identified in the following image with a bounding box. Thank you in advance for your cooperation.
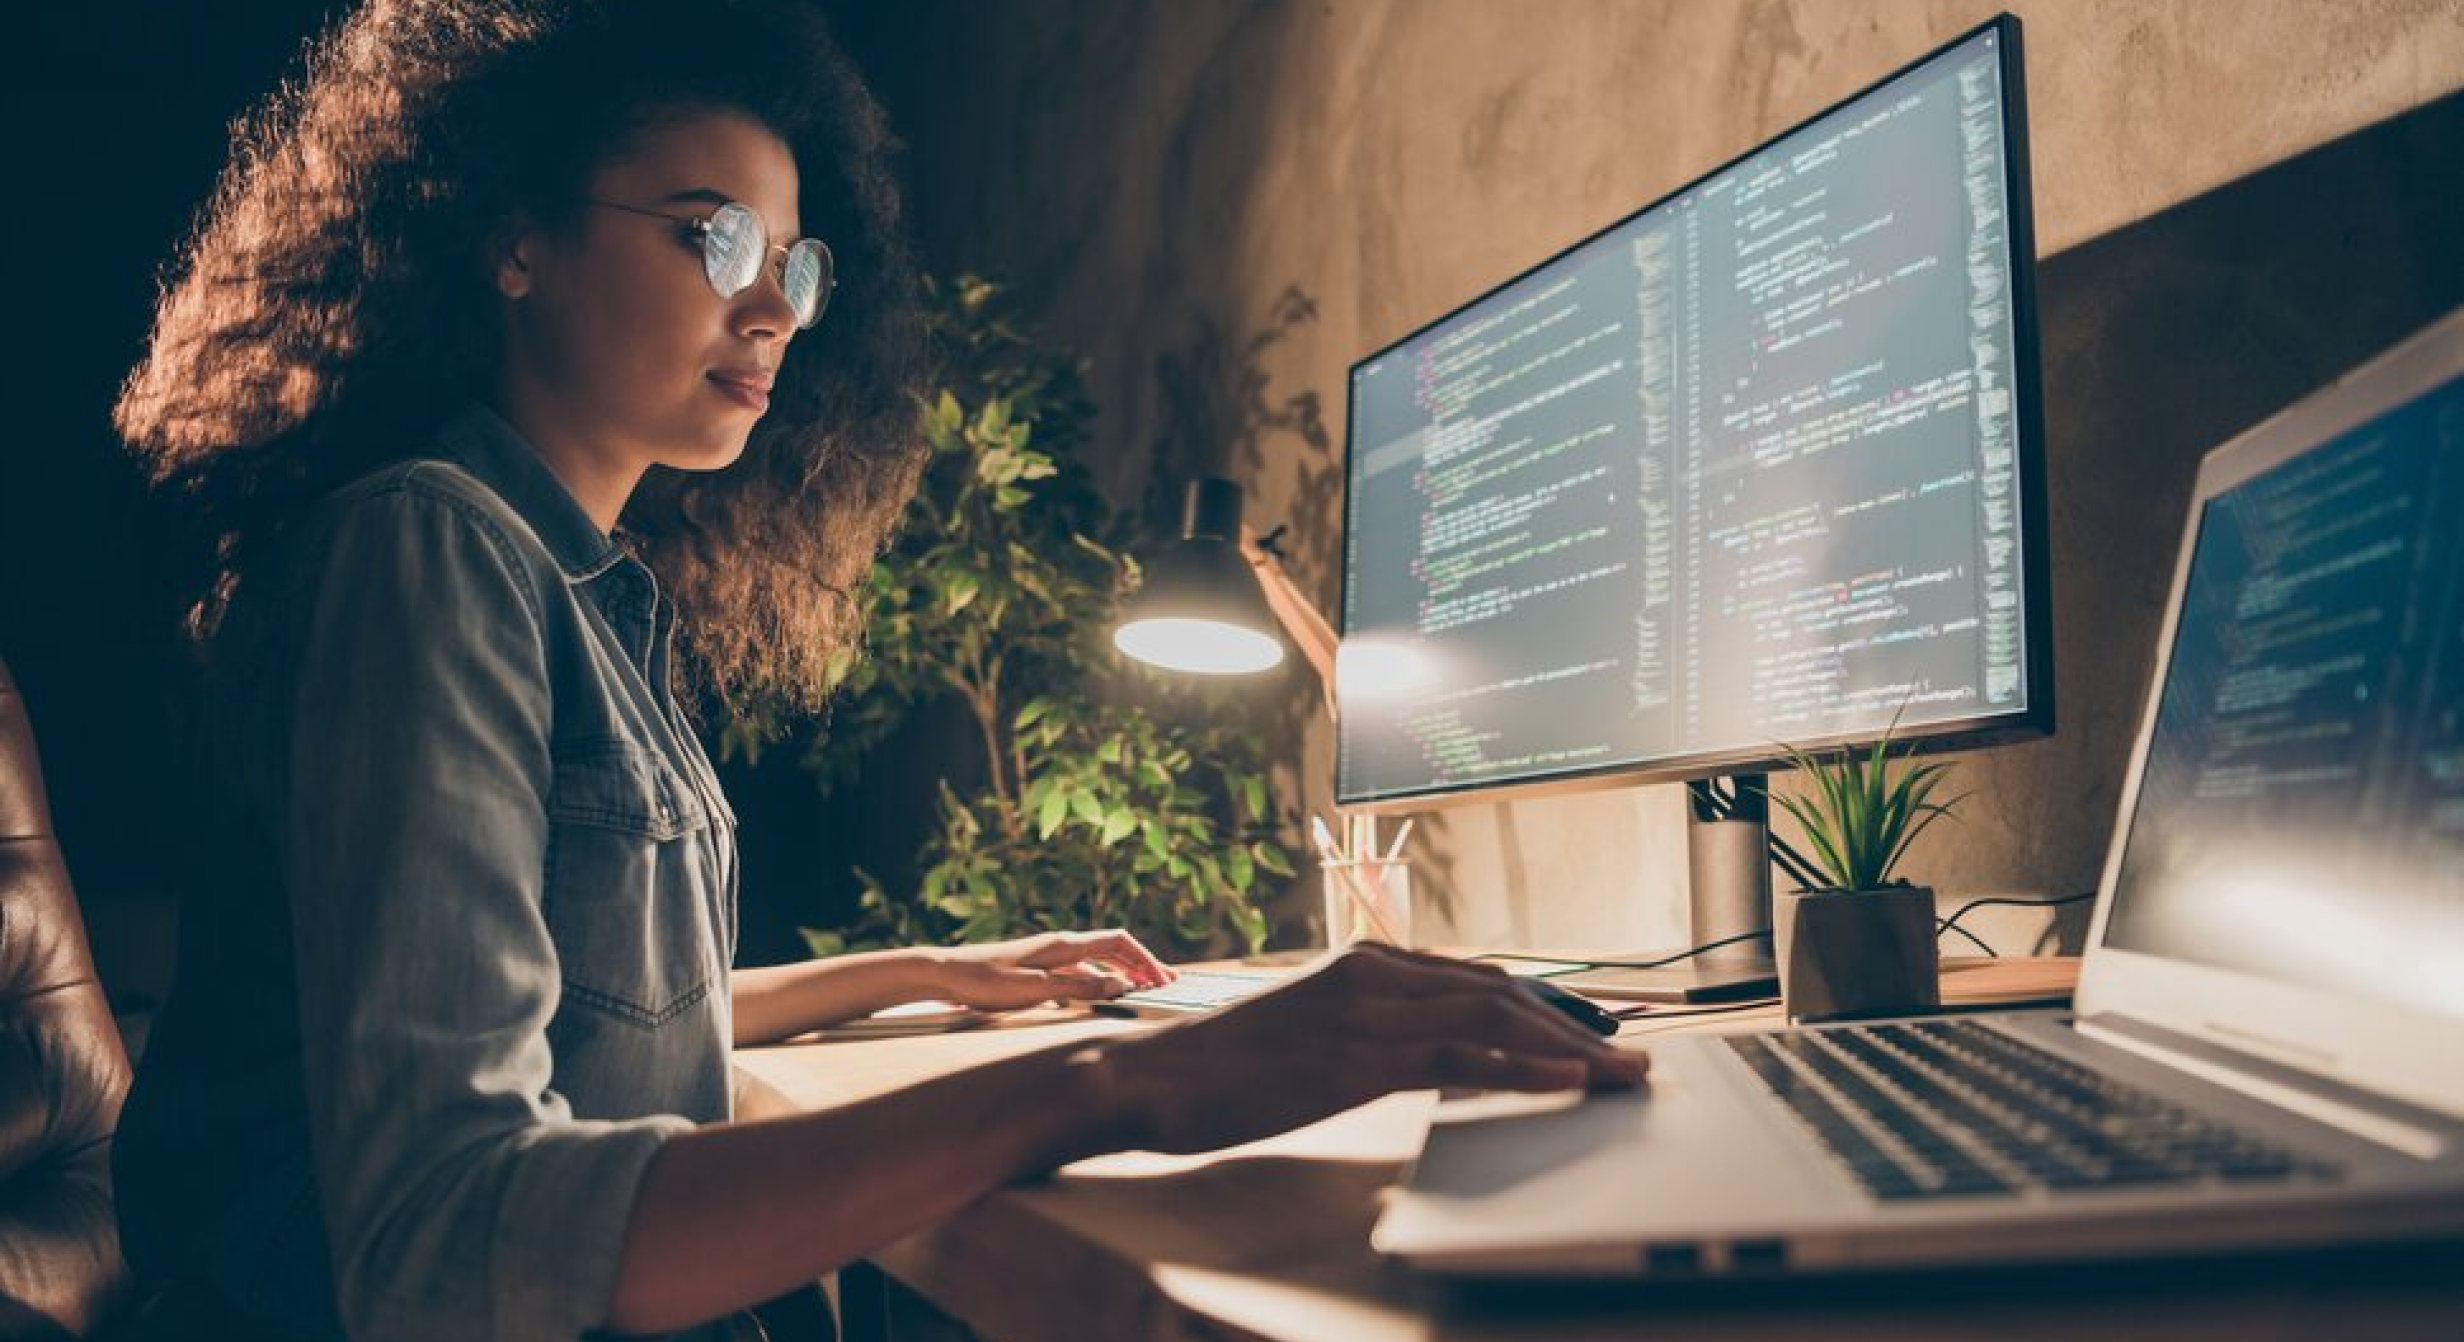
[111,3,1647,1340]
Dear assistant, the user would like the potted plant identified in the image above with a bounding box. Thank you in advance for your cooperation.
[1768,716,1962,1022]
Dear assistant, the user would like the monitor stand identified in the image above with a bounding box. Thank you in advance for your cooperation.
[1557,774,1782,1004]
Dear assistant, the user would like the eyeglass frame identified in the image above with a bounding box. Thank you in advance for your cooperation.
[586,197,837,330]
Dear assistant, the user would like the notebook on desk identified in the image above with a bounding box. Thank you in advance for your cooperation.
[1373,308,2464,1277]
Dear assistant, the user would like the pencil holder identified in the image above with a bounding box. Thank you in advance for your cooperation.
[1322,860,1413,950]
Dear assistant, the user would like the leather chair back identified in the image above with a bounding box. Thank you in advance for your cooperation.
[0,657,133,1340]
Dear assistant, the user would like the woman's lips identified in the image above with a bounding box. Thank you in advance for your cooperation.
[708,369,772,412]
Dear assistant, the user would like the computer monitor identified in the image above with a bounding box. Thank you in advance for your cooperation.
[1333,17,2051,984]
[1339,16,2048,805]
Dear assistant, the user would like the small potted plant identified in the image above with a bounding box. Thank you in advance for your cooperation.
[1768,715,1962,1022]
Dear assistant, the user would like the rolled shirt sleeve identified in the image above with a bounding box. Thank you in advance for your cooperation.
[277,479,688,1342]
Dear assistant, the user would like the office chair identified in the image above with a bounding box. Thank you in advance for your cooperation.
[0,656,135,1341]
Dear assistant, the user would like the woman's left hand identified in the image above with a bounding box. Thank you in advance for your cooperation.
[927,930,1176,1011]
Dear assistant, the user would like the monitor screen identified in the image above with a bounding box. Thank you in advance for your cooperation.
[1337,18,2050,808]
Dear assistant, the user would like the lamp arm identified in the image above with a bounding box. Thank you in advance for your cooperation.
[1237,523,1339,696]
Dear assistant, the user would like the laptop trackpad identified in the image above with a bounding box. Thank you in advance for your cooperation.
[1378,1039,1851,1259]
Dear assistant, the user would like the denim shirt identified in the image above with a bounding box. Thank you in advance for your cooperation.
[117,403,742,1342]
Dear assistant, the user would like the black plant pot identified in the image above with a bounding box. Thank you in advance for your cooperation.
[1773,885,1941,1023]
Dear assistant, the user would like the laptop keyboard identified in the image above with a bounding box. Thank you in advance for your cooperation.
[1726,1019,2337,1201]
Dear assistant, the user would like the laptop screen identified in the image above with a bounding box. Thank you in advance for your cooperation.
[2100,371,2464,1021]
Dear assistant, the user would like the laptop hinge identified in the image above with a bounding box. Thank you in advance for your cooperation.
[2076,1013,2453,1160]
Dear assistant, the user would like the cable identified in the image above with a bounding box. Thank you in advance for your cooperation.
[1475,894,2094,976]
[1941,891,2097,924]
[1934,891,2099,958]
[1473,929,1771,973]
[1936,918,2000,958]
[1608,997,1782,1021]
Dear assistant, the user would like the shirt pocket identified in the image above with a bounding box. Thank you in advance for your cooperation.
[542,737,719,1030]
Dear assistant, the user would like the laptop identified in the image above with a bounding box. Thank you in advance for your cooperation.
[1373,307,2464,1276]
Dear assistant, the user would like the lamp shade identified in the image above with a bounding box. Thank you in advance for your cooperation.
[1114,479,1287,675]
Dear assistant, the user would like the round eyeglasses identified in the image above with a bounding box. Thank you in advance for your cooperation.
[589,198,836,330]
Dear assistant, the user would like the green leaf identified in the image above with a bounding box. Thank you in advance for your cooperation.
[1100,809,1138,847]
[1238,773,1266,822]
[943,570,981,615]
[1069,788,1106,827]
[1791,743,1851,841]
[1037,788,1068,839]
[1773,790,1850,889]
[1224,902,1267,954]
[1882,791,1969,881]
[1019,775,1053,819]
[821,645,859,693]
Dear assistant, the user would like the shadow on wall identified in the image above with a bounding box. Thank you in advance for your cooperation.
[1960,87,2464,915]
[1145,284,1336,537]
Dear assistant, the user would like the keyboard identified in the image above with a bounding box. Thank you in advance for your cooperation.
[1103,969,1279,1015]
[1726,1019,2337,1202]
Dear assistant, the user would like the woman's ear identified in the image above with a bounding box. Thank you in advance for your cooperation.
[488,218,536,300]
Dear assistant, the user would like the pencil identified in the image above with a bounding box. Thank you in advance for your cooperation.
[1327,858,1407,945]
[1382,817,1415,864]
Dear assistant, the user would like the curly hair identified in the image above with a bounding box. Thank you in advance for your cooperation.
[114,0,929,717]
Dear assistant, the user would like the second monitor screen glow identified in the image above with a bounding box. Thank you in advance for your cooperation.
[1338,23,2044,807]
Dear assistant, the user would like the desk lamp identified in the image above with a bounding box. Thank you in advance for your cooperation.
[1114,478,1337,703]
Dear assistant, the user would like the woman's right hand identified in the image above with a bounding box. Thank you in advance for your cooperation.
[1094,943,1648,1155]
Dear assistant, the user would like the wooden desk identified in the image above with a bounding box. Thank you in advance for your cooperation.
[733,958,2464,1342]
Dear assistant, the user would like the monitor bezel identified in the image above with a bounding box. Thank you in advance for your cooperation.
[1334,13,2054,813]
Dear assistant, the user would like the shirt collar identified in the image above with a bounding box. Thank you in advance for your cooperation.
[430,401,632,582]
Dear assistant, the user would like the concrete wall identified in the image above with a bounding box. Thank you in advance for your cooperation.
[831,1,2464,954]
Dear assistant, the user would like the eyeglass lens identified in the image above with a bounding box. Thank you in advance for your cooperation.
[703,202,834,329]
